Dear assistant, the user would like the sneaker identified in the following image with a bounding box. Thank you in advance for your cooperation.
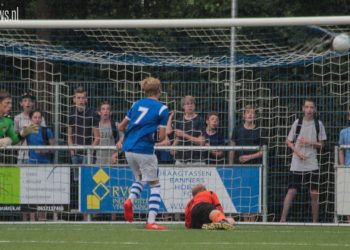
[202,221,234,230]
[123,199,133,222]
[145,223,168,230]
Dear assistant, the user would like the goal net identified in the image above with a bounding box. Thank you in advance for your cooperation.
[0,20,349,223]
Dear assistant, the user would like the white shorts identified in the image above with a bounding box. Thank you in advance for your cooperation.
[125,152,159,182]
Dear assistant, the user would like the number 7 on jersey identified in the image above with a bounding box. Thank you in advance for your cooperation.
[135,106,149,124]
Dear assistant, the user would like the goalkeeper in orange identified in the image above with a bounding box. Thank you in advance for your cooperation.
[185,184,235,230]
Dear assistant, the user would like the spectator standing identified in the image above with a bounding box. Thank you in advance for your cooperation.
[14,91,46,164]
[228,105,264,166]
[96,101,119,221]
[338,111,350,223]
[67,87,100,221]
[96,101,119,165]
[171,96,205,165]
[228,105,264,222]
[0,90,29,147]
[204,112,225,165]
[0,90,38,221]
[280,98,326,223]
[25,110,55,164]
[68,86,100,164]
[23,109,55,221]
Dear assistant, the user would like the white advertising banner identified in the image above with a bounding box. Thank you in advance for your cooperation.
[336,167,350,215]
[159,167,237,213]
[20,166,70,204]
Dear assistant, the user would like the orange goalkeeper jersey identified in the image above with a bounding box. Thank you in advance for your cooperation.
[184,190,224,228]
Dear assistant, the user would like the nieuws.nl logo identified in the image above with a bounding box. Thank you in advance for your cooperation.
[0,7,19,21]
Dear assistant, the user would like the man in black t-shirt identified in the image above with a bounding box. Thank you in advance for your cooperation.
[68,87,100,164]
[204,112,225,165]
[67,87,100,220]
[171,96,206,165]
[228,105,264,165]
[228,105,264,222]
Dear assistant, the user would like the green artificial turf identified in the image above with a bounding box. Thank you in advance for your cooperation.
[0,224,349,250]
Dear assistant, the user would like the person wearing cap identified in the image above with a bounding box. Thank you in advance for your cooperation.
[14,91,46,165]
[13,91,45,221]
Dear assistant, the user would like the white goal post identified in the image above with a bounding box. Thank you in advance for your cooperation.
[0,16,350,29]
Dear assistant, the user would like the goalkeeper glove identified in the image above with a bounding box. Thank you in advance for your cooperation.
[0,137,12,147]
[20,124,39,137]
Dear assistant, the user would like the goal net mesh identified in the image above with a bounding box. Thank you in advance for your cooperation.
[0,24,348,223]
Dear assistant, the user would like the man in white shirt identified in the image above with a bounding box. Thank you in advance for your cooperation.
[280,98,327,223]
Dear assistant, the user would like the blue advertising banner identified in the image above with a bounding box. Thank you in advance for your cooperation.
[80,165,261,214]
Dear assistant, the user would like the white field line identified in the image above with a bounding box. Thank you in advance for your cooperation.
[0,221,181,225]
[0,226,350,234]
[0,240,350,248]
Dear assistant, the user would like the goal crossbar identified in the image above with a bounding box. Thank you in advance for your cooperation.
[1,16,350,29]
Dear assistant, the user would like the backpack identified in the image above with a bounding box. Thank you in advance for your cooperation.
[41,127,54,162]
[293,116,320,143]
[110,119,119,143]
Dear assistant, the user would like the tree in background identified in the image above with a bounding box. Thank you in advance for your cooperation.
[2,0,348,20]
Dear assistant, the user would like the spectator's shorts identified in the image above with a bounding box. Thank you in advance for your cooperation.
[191,202,216,229]
[288,170,319,191]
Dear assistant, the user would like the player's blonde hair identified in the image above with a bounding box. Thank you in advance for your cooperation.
[140,77,161,97]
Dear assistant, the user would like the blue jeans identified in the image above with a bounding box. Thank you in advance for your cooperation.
[17,159,29,165]
[71,155,89,181]
[71,155,88,165]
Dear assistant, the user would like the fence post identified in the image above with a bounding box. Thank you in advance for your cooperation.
[262,145,268,222]
[86,148,92,221]
[334,146,339,224]
[54,81,60,163]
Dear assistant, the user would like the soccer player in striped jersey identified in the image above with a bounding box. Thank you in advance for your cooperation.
[118,77,169,230]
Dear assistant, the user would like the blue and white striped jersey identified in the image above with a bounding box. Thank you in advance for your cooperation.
[122,98,168,154]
